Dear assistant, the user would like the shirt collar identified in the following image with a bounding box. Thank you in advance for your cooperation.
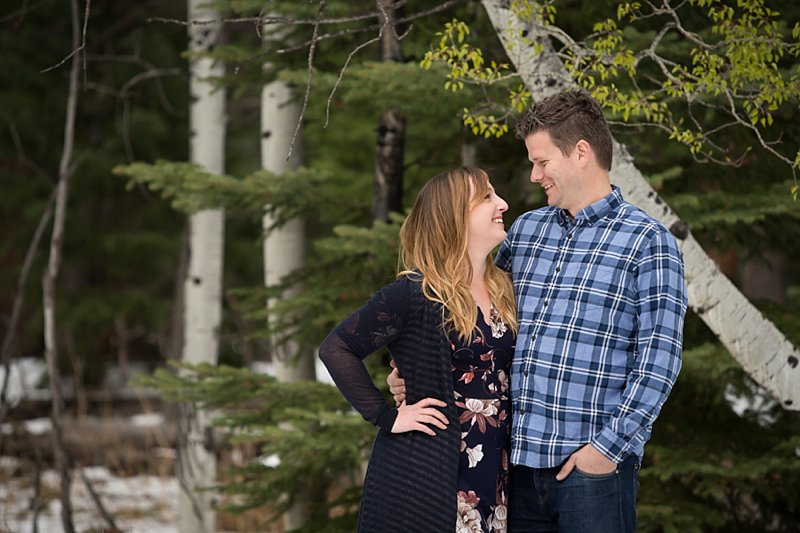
[557,185,623,226]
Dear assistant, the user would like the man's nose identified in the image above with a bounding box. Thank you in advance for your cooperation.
[530,166,542,182]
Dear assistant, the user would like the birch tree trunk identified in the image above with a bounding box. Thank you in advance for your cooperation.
[40,1,82,530]
[261,81,312,384]
[481,0,800,410]
[372,0,405,222]
[261,27,313,530]
[178,1,226,531]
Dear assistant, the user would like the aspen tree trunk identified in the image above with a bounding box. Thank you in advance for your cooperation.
[261,25,313,531]
[40,1,82,530]
[372,0,405,222]
[178,1,226,531]
[261,82,312,384]
[461,143,477,167]
[482,0,800,410]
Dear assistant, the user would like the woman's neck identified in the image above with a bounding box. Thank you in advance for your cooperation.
[468,247,488,283]
[468,258,492,320]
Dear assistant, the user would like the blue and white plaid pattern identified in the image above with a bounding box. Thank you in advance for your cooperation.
[496,187,687,468]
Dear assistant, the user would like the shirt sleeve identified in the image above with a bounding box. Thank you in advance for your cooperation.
[591,229,687,463]
[318,277,410,432]
[495,225,515,273]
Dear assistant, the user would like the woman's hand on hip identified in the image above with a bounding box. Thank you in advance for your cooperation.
[391,398,448,436]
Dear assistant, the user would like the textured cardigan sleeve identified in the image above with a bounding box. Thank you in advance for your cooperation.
[318,277,411,432]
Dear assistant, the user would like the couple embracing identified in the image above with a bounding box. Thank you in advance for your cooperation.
[319,90,687,533]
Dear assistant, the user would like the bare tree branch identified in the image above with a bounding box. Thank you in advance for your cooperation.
[80,0,91,85]
[41,0,85,529]
[286,0,326,161]
[0,191,56,435]
[0,0,46,27]
[79,469,120,531]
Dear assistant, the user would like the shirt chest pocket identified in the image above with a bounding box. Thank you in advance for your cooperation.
[560,261,621,288]
[556,261,637,333]
[559,261,630,307]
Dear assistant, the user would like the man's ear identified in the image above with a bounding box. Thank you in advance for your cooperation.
[574,139,592,166]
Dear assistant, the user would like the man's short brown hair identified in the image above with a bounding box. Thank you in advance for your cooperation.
[515,90,613,171]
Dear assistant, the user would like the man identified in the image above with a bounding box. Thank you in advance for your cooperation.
[497,88,686,532]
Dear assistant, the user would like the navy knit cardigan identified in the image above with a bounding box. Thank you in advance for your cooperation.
[319,274,461,532]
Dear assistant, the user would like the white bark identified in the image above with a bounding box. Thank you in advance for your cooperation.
[40,1,83,530]
[261,32,313,531]
[482,0,800,410]
[261,79,313,383]
[179,1,226,531]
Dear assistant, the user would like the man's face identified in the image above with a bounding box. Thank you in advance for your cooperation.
[524,130,583,215]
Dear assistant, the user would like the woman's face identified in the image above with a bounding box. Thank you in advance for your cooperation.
[468,180,509,253]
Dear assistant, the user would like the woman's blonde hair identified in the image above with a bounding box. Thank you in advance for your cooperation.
[398,167,518,342]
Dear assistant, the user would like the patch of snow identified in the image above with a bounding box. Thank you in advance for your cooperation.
[248,350,335,386]
[259,453,281,468]
[0,357,48,405]
[724,382,777,426]
[24,417,52,435]
[314,351,334,386]
[250,361,274,376]
[131,412,165,428]
[0,463,179,533]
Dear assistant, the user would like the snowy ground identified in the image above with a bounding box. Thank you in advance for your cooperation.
[0,357,332,532]
[0,460,178,533]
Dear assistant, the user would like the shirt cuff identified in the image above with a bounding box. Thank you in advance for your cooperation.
[591,426,628,464]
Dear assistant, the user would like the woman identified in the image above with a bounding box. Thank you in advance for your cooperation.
[319,167,517,532]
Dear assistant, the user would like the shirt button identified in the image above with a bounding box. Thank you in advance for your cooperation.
[567,233,573,239]
[523,369,529,377]
[555,266,561,273]
[543,300,548,307]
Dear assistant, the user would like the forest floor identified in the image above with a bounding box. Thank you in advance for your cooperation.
[0,358,303,532]
[0,460,178,533]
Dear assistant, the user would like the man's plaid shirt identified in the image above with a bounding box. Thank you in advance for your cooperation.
[496,187,687,468]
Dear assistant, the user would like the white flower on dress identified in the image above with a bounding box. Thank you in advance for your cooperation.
[488,503,508,532]
[465,398,498,417]
[456,491,483,533]
[465,444,484,468]
[497,369,508,394]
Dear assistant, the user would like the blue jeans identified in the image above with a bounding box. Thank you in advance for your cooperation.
[508,455,639,532]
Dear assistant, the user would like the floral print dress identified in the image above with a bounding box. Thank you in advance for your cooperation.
[453,305,514,533]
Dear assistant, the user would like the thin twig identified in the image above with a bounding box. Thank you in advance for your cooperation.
[0,190,56,434]
[81,0,91,87]
[86,54,184,115]
[277,0,463,54]
[149,11,377,28]
[80,468,120,531]
[286,0,326,161]
[29,438,44,533]
[41,46,83,74]
[0,0,41,26]
[323,35,381,128]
